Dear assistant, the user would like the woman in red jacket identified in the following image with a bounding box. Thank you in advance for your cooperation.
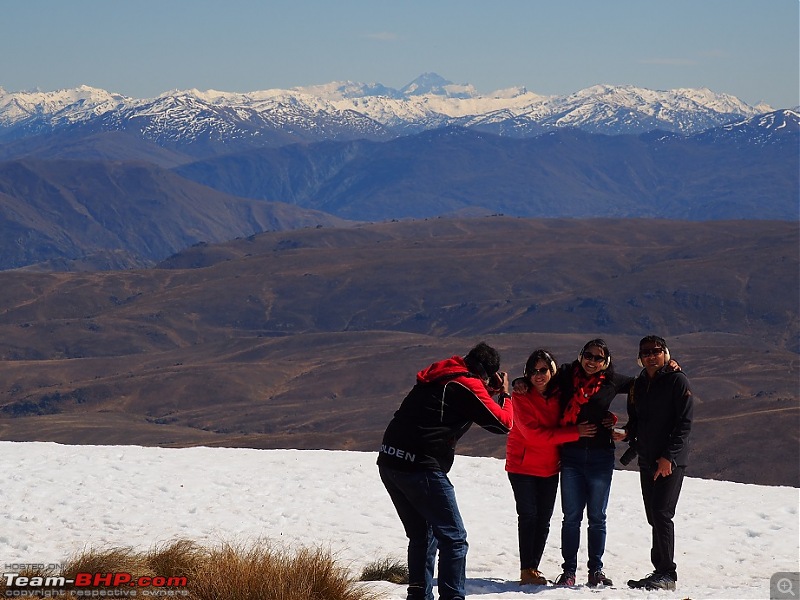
[505,349,596,586]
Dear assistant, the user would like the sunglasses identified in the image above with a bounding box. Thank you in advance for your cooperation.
[582,352,606,363]
[639,348,665,357]
[529,367,550,376]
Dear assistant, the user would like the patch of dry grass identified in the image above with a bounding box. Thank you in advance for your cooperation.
[359,557,409,584]
[0,539,381,600]
[188,541,377,600]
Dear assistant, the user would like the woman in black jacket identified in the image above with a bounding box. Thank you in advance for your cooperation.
[552,339,632,588]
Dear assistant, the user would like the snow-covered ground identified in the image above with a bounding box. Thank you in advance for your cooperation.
[1,442,797,599]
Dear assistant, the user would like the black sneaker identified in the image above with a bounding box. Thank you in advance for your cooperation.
[554,571,576,587]
[628,571,677,590]
[587,570,613,587]
[627,572,656,589]
[643,573,676,591]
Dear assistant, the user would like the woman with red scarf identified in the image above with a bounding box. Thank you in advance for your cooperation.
[551,339,633,589]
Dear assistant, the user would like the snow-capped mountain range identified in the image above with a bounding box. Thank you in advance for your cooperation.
[0,73,795,269]
[0,73,779,149]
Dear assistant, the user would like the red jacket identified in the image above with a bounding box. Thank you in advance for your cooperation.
[505,387,579,477]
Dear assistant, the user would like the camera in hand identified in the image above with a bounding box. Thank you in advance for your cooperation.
[620,446,637,466]
[487,372,504,393]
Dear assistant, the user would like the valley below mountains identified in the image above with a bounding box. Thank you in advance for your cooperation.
[0,217,797,487]
[1,112,797,271]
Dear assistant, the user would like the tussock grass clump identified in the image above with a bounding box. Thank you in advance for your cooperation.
[189,541,378,600]
[146,538,204,579]
[0,539,380,600]
[359,557,409,584]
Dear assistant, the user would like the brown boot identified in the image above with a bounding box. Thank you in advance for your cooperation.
[520,568,547,586]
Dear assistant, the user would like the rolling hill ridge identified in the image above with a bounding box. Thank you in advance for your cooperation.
[0,217,796,486]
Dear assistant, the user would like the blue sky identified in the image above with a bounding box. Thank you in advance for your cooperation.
[2,0,798,108]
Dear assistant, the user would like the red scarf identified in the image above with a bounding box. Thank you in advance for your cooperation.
[560,367,607,426]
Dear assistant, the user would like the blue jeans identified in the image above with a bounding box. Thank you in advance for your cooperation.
[379,466,468,600]
[559,446,615,574]
[507,472,559,571]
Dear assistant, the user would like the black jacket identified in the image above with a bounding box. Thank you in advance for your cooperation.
[625,368,693,469]
[377,356,513,473]
[555,362,633,450]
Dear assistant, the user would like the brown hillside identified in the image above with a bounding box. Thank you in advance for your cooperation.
[0,217,797,486]
[0,158,350,270]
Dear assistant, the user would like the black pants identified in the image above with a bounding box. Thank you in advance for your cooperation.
[507,472,559,571]
[639,466,685,576]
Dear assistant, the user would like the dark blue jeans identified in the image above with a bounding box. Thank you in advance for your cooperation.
[507,472,559,571]
[379,466,468,600]
[559,446,615,574]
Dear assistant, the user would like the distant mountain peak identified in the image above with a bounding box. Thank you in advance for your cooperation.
[400,73,477,99]
[401,72,451,93]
